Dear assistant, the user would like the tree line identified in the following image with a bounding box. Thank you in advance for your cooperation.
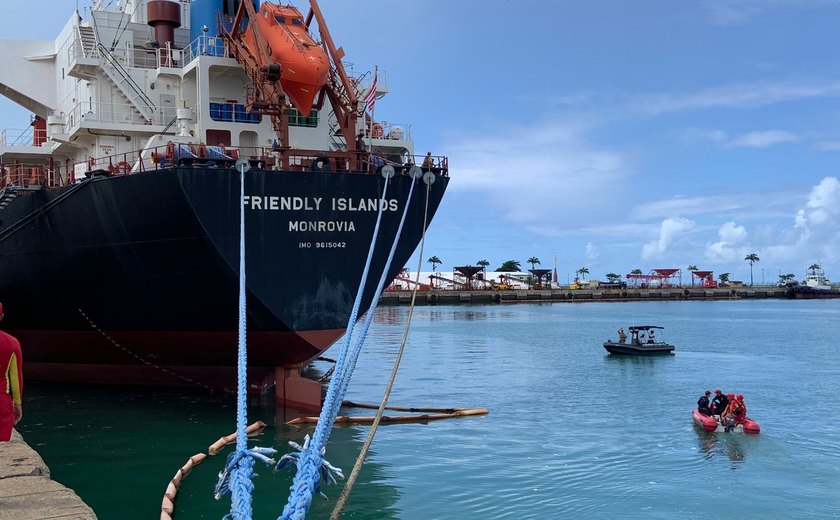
[425,253,821,286]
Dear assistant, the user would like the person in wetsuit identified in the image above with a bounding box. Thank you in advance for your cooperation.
[697,390,712,416]
[0,303,23,442]
[710,389,728,416]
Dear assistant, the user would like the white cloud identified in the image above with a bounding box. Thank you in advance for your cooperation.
[634,80,840,115]
[633,192,799,221]
[755,177,840,267]
[795,176,840,231]
[704,0,840,26]
[586,242,599,261]
[705,221,749,263]
[448,118,629,228]
[728,130,799,148]
[813,141,840,151]
[641,217,696,260]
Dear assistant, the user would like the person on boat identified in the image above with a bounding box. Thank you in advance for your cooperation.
[697,390,712,416]
[647,330,656,343]
[737,394,746,413]
[617,328,627,343]
[0,302,24,442]
[710,389,728,416]
[721,393,745,426]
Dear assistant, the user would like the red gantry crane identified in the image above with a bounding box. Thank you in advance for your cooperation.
[625,268,683,288]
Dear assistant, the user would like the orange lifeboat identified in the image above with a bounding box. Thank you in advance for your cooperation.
[244,3,329,115]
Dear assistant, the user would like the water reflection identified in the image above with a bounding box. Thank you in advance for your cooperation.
[695,427,748,466]
[22,381,403,519]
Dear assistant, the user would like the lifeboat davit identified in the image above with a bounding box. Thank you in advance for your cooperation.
[245,3,330,115]
[692,409,761,434]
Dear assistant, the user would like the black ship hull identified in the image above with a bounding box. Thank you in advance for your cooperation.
[786,286,840,299]
[0,167,447,388]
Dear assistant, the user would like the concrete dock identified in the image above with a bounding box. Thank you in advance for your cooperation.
[0,430,96,520]
[379,286,791,305]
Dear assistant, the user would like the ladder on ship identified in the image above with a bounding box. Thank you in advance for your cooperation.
[76,25,157,124]
[0,187,18,211]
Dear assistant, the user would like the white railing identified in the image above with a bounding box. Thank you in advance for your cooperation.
[181,35,231,63]
[1,129,31,146]
[64,101,172,131]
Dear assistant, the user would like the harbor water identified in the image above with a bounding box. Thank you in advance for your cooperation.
[19,299,840,519]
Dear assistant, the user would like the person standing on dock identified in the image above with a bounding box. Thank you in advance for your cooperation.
[0,303,23,442]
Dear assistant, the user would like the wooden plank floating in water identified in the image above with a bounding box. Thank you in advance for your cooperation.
[287,402,489,425]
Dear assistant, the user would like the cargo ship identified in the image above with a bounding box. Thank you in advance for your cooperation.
[0,0,448,409]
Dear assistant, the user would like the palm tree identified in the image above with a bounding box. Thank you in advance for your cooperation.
[718,272,730,284]
[606,273,621,283]
[577,267,589,280]
[744,254,760,286]
[497,260,521,272]
[631,268,643,275]
[527,256,541,270]
[809,263,821,275]
[476,259,490,273]
[427,256,442,272]
[687,264,698,286]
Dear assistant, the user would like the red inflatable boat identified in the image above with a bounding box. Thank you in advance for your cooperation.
[693,409,761,434]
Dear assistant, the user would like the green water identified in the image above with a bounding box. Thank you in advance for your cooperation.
[18,299,840,518]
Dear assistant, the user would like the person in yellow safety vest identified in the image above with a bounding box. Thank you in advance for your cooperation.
[0,302,23,442]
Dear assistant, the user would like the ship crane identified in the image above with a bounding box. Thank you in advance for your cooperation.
[223,0,363,169]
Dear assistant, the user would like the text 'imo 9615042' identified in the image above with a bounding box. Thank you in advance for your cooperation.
[0,0,448,409]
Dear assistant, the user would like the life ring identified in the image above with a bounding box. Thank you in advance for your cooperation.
[115,161,131,174]
[683,289,690,297]
[312,156,331,172]
[621,291,627,297]
[372,123,384,138]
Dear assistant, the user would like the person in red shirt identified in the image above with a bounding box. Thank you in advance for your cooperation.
[0,302,23,442]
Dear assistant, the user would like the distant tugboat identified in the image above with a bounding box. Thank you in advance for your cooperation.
[787,264,840,299]
[603,325,675,355]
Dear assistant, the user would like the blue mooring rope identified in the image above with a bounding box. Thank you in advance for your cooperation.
[278,174,419,519]
[214,164,277,519]
[212,169,424,520]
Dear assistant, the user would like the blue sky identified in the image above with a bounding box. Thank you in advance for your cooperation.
[4,0,840,284]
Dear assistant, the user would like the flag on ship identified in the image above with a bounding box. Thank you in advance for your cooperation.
[365,69,378,112]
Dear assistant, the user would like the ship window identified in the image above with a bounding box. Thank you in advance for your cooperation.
[275,15,286,24]
[288,108,319,128]
[292,18,302,26]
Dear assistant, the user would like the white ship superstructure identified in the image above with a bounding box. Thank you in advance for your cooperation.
[0,0,416,187]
